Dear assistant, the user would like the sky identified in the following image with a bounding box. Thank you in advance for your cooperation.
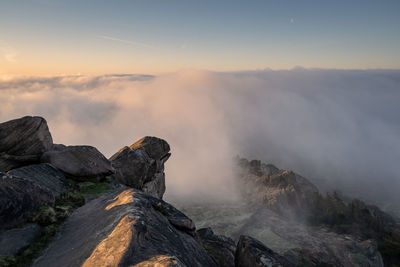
[1,0,400,75]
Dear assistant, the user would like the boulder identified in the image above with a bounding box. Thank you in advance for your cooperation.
[197,227,236,267]
[8,163,69,197]
[0,172,54,230]
[0,224,41,256]
[0,116,53,171]
[32,188,216,267]
[41,145,114,181]
[235,235,294,267]
[110,136,170,199]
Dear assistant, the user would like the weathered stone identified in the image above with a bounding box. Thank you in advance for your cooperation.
[8,163,69,197]
[197,227,236,267]
[41,145,114,181]
[0,224,41,256]
[110,136,170,199]
[235,235,294,267]
[32,188,216,267]
[0,116,53,171]
[0,172,54,230]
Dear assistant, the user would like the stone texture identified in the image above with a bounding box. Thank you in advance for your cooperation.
[41,145,114,181]
[0,224,41,256]
[110,136,170,199]
[0,116,53,172]
[0,172,54,230]
[33,188,216,267]
[197,227,236,267]
[8,163,69,197]
[235,235,294,267]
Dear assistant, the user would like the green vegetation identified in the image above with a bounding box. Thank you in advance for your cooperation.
[79,182,112,199]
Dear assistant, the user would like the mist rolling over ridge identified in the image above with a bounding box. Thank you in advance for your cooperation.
[1,69,400,211]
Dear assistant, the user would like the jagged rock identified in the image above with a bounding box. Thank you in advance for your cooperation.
[32,188,216,267]
[235,235,294,267]
[0,116,53,172]
[41,145,114,181]
[0,172,54,230]
[8,163,69,197]
[197,227,236,267]
[110,136,170,199]
[0,224,41,256]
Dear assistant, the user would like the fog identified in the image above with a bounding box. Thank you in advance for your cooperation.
[1,69,400,210]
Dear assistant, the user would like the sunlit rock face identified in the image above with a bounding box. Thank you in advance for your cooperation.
[110,137,171,199]
[0,116,53,172]
[32,188,216,267]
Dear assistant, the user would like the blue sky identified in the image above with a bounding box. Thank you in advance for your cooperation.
[1,0,400,74]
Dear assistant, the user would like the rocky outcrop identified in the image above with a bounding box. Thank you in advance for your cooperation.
[0,116,53,172]
[0,224,41,256]
[8,163,69,197]
[0,172,54,230]
[110,137,170,199]
[41,145,114,181]
[236,157,318,218]
[235,235,295,267]
[197,227,236,267]
[33,188,216,267]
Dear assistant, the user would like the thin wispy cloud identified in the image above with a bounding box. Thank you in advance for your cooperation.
[0,42,18,63]
[98,35,154,48]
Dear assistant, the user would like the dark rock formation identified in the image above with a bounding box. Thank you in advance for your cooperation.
[235,235,294,267]
[0,116,53,172]
[0,224,41,256]
[110,136,170,199]
[0,172,54,230]
[8,163,69,197]
[33,188,216,267]
[41,145,114,181]
[197,227,236,267]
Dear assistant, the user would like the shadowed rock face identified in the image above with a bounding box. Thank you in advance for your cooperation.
[0,116,53,172]
[235,235,295,267]
[0,172,55,230]
[0,223,41,256]
[32,188,216,267]
[8,163,69,197]
[110,137,170,199]
[41,145,114,181]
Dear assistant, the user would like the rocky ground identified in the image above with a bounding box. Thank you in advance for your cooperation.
[0,116,399,266]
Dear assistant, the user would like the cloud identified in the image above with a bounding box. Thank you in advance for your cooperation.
[98,35,154,48]
[290,18,294,23]
[0,43,18,63]
[1,69,400,210]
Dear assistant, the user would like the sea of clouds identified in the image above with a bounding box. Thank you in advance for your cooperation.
[1,69,400,210]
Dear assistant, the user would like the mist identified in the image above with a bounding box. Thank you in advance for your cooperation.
[1,69,399,210]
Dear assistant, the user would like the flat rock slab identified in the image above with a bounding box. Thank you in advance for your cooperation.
[33,188,216,267]
[8,163,69,197]
[0,224,41,256]
[41,146,114,181]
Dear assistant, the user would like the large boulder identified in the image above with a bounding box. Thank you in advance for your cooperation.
[33,188,216,267]
[0,172,54,230]
[0,116,53,172]
[235,235,294,267]
[41,145,114,181]
[8,163,69,198]
[0,223,41,256]
[110,136,170,199]
[197,227,236,267]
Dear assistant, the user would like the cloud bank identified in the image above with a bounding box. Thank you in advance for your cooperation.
[1,69,400,209]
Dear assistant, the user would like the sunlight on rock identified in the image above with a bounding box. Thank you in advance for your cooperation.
[105,189,134,210]
[133,255,183,266]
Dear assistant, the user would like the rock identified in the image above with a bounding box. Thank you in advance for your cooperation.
[0,224,41,256]
[235,235,295,267]
[110,136,170,199]
[8,163,69,197]
[0,172,54,230]
[41,145,114,181]
[32,188,216,267]
[197,227,236,267]
[0,116,53,171]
